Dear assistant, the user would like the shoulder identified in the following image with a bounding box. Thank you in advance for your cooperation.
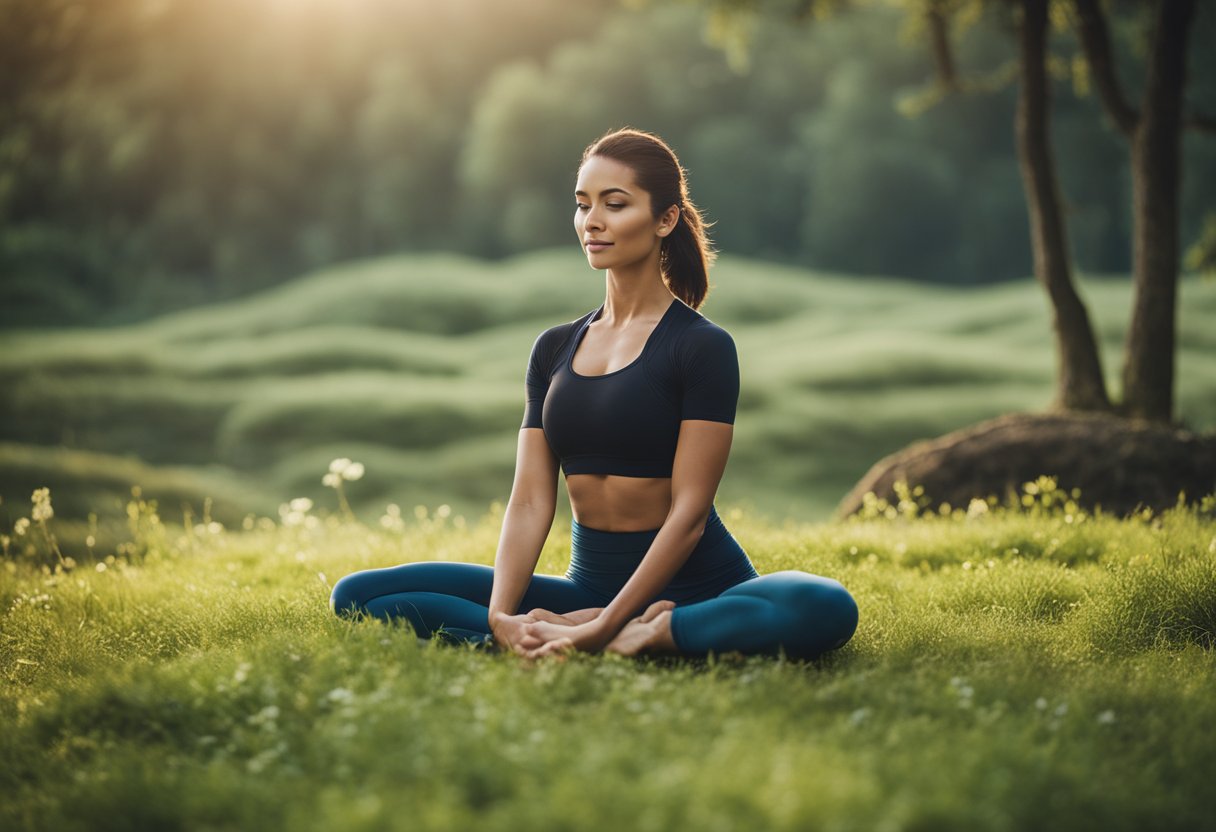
[671,305,737,363]
[528,308,596,360]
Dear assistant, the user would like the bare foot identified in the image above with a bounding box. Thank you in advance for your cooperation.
[605,600,679,657]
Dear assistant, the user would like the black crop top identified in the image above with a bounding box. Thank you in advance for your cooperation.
[520,296,739,478]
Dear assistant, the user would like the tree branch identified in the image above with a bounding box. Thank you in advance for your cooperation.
[1186,111,1216,134]
[1070,0,1139,137]
[926,1,959,91]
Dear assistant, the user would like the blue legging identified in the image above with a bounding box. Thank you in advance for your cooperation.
[330,505,858,660]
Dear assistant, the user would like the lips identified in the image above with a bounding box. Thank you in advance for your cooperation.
[585,241,613,250]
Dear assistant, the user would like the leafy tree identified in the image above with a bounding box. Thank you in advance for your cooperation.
[673,0,1213,424]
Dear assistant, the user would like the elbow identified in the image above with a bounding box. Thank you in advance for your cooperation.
[666,505,712,541]
[506,494,557,516]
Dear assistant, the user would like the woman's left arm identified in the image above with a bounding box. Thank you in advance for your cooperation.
[518,419,733,656]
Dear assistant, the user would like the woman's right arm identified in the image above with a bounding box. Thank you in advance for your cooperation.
[487,427,560,645]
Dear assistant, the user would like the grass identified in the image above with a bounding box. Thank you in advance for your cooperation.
[2,249,1214,547]
[2,484,1214,831]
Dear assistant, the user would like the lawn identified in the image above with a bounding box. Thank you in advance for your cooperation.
[3,482,1213,831]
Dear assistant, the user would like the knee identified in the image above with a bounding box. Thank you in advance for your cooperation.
[786,573,859,651]
[329,572,364,618]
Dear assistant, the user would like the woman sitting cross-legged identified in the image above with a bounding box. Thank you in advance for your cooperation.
[330,127,859,661]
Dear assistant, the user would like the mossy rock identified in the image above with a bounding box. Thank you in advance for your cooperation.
[837,411,1216,518]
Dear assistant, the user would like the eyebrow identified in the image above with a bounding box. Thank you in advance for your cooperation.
[574,187,632,198]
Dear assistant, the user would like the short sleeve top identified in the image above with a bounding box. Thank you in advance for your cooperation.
[521,296,739,478]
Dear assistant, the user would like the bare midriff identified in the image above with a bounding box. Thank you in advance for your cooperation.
[566,473,672,532]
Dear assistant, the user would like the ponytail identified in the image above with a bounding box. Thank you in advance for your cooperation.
[660,195,717,310]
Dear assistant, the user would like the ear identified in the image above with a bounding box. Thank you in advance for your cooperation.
[657,204,680,237]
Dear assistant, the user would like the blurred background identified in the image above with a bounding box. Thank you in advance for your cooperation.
[2,0,1214,551]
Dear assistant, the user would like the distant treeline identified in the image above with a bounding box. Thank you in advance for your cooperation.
[3,0,1214,326]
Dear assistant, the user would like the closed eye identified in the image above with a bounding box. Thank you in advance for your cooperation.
[575,203,626,210]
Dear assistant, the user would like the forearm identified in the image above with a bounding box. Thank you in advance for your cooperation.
[487,501,554,620]
[596,514,704,634]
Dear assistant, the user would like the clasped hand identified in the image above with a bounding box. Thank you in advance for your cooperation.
[490,608,614,659]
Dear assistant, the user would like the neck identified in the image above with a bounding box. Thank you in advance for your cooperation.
[601,257,672,323]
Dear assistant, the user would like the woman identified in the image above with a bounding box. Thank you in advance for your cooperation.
[330,127,858,660]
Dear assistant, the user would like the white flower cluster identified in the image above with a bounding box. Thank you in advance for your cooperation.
[323,458,364,488]
[379,503,405,531]
[31,488,53,522]
[279,497,318,528]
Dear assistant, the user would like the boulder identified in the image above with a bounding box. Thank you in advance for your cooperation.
[836,411,1216,518]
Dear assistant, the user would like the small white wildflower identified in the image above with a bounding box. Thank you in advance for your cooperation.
[385,503,401,517]
[966,498,989,519]
[14,518,30,536]
[95,562,107,573]
[326,687,355,704]
[1053,702,1068,717]
[31,488,53,522]
[437,504,451,519]
[1035,697,1048,711]
[289,497,313,513]
[849,707,871,725]
[233,662,251,684]
[1096,710,1116,725]
[328,458,352,476]
[342,462,364,481]
[322,472,341,488]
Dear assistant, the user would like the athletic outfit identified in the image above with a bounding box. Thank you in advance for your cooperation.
[330,297,858,659]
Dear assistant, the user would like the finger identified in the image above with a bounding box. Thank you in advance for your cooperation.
[526,638,574,660]
[518,634,544,650]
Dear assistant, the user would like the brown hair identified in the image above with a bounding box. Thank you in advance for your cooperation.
[580,127,717,310]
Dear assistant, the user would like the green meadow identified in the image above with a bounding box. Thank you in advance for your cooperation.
[2,253,1214,829]
[2,488,1214,830]
[2,248,1215,557]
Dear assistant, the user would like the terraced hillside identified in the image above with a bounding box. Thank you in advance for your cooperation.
[2,248,1213,552]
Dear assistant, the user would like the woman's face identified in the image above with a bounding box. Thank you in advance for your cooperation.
[574,155,676,270]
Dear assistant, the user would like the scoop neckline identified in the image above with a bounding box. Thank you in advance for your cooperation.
[567,297,680,380]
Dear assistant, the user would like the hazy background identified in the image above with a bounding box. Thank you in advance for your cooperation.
[2,0,1214,550]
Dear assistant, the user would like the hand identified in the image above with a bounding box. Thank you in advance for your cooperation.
[489,610,539,652]
[516,618,617,660]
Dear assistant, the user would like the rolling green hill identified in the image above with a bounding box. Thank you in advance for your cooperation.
[2,248,1214,550]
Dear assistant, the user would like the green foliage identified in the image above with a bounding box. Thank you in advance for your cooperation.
[5,1,1215,326]
[2,494,1215,830]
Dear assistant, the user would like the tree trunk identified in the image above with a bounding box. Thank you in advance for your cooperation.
[1012,0,1110,411]
[1121,0,1195,423]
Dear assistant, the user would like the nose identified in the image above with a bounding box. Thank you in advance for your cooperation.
[583,204,606,232]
